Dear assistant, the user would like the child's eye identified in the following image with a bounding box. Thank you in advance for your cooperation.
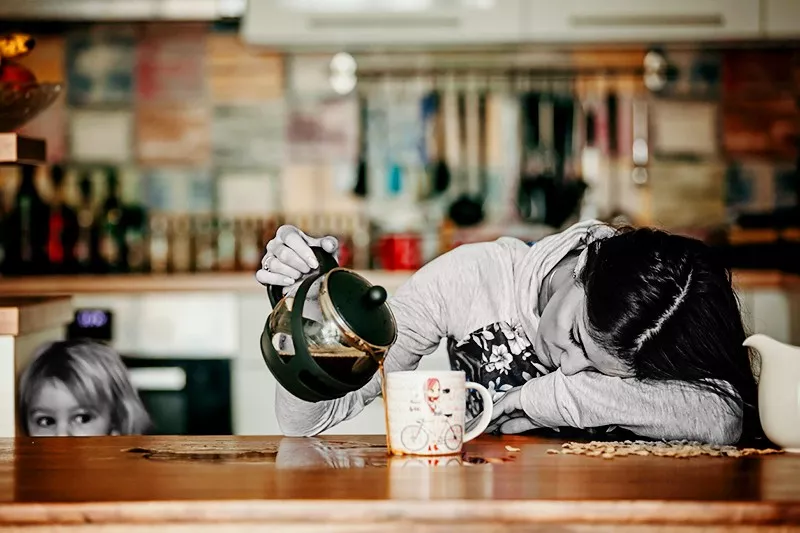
[35,416,55,428]
[74,413,94,425]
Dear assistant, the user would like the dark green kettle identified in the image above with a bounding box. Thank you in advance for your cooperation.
[260,247,397,403]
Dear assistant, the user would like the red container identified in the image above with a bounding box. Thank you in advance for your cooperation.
[337,237,353,269]
[378,233,421,271]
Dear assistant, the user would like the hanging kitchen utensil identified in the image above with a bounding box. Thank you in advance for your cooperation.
[446,89,468,220]
[386,77,404,198]
[447,85,478,226]
[606,89,620,213]
[545,94,588,228]
[516,91,551,223]
[631,98,650,186]
[477,92,489,208]
[429,89,451,196]
[553,93,574,184]
[496,90,522,223]
[447,83,487,227]
[579,101,600,220]
[353,91,369,197]
[261,247,397,403]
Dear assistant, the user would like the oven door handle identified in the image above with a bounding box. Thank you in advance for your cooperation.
[128,367,187,392]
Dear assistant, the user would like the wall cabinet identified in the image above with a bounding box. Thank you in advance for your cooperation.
[524,0,761,42]
[763,0,800,37]
[241,0,525,48]
[241,0,794,46]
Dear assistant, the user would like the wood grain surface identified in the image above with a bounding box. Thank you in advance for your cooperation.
[0,297,72,336]
[0,435,798,531]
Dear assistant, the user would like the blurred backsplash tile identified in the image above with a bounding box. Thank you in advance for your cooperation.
[135,23,207,104]
[212,103,285,169]
[69,109,134,163]
[136,104,211,165]
[144,168,214,214]
[286,95,358,164]
[217,170,278,216]
[207,32,283,102]
[66,29,136,107]
[3,21,799,236]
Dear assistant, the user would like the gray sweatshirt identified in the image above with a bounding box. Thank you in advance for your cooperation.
[275,221,742,444]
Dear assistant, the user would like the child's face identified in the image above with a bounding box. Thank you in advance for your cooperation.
[26,379,116,437]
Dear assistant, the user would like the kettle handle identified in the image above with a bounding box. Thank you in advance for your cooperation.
[266,246,339,308]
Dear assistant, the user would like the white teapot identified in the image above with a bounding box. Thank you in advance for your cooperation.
[743,334,800,452]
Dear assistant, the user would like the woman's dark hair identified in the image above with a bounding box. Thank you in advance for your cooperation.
[578,226,762,445]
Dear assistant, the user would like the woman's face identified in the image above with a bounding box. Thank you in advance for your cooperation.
[535,277,633,377]
[26,379,116,437]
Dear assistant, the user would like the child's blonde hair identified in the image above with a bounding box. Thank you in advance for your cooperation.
[18,339,151,435]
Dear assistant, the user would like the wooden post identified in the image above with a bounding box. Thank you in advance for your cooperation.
[0,297,72,436]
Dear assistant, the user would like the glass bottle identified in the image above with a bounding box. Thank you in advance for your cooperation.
[6,165,48,275]
[148,214,169,274]
[97,167,126,273]
[46,164,79,274]
[75,171,97,273]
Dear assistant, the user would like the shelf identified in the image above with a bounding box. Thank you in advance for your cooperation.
[0,133,46,165]
[0,296,72,336]
[0,270,416,296]
[732,270,800,290]
[0,269,794,297]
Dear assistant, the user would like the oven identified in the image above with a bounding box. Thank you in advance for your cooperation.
[67,308,232,435]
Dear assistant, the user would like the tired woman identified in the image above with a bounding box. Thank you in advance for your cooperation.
[256,220,760,445]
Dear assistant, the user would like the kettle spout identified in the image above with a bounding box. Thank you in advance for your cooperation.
[743,333,776,352]
[743,334,800,362]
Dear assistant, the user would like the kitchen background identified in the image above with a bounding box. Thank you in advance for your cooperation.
[0,0,798,437]
[2,17,798,276]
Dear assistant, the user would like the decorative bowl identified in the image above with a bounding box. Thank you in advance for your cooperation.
[0,82,63,132]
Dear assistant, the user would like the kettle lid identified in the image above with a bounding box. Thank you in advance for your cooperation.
[322,269,397,349]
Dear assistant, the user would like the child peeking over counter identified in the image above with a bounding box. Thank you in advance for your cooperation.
[18,340,150,437]
[257,220,762,446]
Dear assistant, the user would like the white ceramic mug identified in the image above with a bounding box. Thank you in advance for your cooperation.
[385,371,493,456]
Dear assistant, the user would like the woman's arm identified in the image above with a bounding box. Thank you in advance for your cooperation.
[517,370,742,444]
[275,282,442,436]
[276,243,495,436]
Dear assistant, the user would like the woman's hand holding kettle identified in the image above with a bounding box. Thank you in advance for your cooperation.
[256,225,340,294]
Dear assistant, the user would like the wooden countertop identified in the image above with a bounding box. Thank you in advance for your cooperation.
[0,269,796,296]
[1,434,799,531]
[0,297,72,336]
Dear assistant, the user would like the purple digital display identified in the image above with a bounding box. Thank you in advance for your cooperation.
[76,310,109,329]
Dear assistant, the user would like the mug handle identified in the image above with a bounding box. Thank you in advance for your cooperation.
[463,382,494,443]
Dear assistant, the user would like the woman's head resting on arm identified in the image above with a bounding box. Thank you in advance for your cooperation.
[536,225,760,442]
[18,340,151,437]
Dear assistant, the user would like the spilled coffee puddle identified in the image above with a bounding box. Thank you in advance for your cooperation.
[317,440,385,449]
[123,439,518,468]
[461,453,517,465]
[126,447,277,464]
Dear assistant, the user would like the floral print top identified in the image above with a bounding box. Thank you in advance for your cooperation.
[448,321,551,420]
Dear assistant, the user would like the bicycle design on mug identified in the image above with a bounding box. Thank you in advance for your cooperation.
[400,377,463,452]
[399,413,463,452]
